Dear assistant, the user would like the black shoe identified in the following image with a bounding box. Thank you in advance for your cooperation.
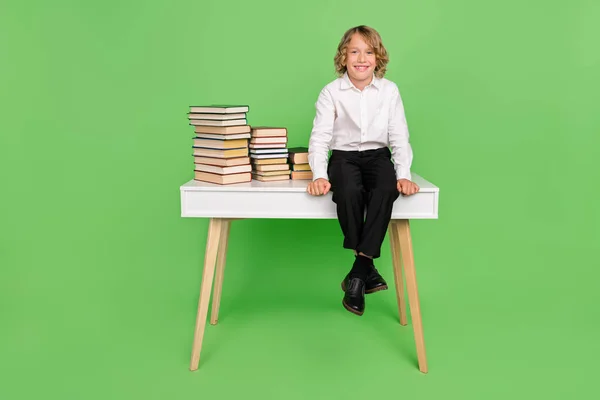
[341,276,365,316]
[364,267,388,294]
[341,267,388,294]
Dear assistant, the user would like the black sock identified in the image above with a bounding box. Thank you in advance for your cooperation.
[349,254,372,280]
[356,253,374,267]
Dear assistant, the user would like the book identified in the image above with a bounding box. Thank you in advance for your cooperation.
[250,153,289,159]
[188,113,246,120]
[194,125,251,135]
[251,157,288,165]
[193,147,248,158]
[291,163,311,171]
[291,171,313,180]
[251,173,290,182]
[250,136,287,144]
[189,119,247,127]
[193,138,249,149]
[253,170,291,177]
[250,127,288,137]
[194,164,252,175]
[254,163,290,172]
[195,133,251,140]
[194,156,250,166]
[249,143,286,149]
[250,148,288,154]
[288,147,309,164]
[194,171,251,184]
[190,105,249,114]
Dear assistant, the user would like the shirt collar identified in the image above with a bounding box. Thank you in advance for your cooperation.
[340,71,381,91]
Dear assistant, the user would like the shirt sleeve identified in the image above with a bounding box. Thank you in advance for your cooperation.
[388,87,414,181]
[308,87,335,181]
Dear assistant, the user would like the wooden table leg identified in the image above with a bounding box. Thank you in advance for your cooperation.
[389,221,407,326]
[394,219,428,374]
[190,218,223,371]
[210,219,231,325]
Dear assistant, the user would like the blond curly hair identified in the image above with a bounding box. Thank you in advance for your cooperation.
[334,25,389,79]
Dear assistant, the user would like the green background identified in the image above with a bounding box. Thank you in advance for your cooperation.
[2,0,599,399]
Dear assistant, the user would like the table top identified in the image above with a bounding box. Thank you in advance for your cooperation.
[180,173,439,193]
[180,173,439,219]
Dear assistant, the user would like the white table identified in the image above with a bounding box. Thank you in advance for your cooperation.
[180,173,439,373]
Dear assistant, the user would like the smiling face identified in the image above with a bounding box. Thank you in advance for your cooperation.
[345,33,376,89]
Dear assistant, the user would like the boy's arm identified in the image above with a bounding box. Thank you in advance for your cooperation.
[388,87,414,181]
[308,88,335,181]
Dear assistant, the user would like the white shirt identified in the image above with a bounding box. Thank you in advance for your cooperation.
[308,72,413,182]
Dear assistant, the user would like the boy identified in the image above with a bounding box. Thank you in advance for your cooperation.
[307,25,419,316]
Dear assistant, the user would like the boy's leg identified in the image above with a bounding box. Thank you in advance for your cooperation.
[357,147,399,259]
[327,150,364,253]
[328,150,370,316]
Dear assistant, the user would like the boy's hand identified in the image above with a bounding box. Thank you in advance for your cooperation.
[397,179,419,196]
[307,178,331,196]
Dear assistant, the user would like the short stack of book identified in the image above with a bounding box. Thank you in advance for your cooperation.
[189,105,252,185]
[249,127,290,181]
[287,147,313,180]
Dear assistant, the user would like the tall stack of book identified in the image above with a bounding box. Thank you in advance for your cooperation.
[249,127,290,181]
[287,147,313,180]
[189,105,252,185]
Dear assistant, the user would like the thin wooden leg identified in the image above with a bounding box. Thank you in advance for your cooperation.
[389,221,407,326]
[210,219,230,325]
[190,218,223,371]
[395,219,428,374]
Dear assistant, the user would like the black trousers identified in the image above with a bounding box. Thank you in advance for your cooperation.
[327,147,399,259]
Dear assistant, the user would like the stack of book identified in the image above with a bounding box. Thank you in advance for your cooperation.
[287,147,313,180]
[249,127,290,181]
[189,105,252,185]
